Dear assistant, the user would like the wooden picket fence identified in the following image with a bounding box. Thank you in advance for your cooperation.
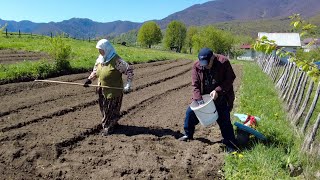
[257,54,320,156]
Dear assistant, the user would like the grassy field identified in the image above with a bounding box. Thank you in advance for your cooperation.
[225,60,320,179]
[0,34,196,83]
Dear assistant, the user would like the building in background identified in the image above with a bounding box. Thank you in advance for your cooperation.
[258,32,301,64]
[237,44,255,61]
[302,38,320,52]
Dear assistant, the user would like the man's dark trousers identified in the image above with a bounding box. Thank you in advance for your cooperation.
[183,102,236,147]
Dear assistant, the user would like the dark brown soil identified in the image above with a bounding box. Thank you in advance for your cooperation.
[0,60,242,179]
[0,49,49,64]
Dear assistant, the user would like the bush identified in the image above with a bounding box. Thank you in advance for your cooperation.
[46,35,72,72]
[35,61,55,78]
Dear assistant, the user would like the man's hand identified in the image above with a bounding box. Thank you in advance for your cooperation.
[83,79,92,87]
[210,90,218,100]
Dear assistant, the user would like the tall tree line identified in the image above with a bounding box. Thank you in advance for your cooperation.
[128,20,252,56]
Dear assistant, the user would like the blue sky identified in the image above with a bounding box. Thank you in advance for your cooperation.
[0,0,211,23]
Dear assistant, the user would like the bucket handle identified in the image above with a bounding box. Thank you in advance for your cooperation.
[197,109,217,114]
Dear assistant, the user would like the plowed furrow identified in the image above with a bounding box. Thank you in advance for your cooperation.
[0,61,192,116]
[0,90,94,118]
[133,60,191,80]
[55,83,190,158]
[131,59,178,69]
[0,60,187,95]
[0,64,191,132]
[0,71,191,169]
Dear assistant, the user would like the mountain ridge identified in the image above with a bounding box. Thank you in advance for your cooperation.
[1,0,320,38]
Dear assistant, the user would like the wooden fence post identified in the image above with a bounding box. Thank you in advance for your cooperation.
[280,63,293,96]
[292,75,308,115]
[288,71,306,114]
[51,32,53,38]
[293,79,314,125]
[276,63,289,88]
[287,71,304,111]
[6,28,8,37]
[302,113,320,152]
[271,57,281,82]
[301,81,320,133]
[266,56,275,76]
[19,30,21,37]
[284,67,299,103]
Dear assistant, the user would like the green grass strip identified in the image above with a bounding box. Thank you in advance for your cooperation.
[224,61,320,180]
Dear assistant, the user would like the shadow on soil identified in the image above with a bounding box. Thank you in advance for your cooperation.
[113,125,184,139]
[195,137,223,145]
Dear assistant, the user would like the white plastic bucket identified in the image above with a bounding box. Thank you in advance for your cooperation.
[190,94,219,127]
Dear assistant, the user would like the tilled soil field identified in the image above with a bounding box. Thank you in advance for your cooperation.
[0,60,242,179]
[0,49,49,64]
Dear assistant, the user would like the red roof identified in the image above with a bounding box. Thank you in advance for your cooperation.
[240,44,251,49]
[302,38,320,45]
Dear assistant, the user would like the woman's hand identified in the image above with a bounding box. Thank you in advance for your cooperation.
[83,79,92,87]
[210,90,218,100]
[123,81,132,94]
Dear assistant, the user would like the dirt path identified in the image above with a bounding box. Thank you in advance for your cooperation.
[0,60,242,179]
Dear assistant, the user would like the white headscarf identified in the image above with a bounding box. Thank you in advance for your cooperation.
[96,39,116,63]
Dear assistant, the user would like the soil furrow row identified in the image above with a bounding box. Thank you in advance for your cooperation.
[0,60,191,96]
[0,90,94,118]
[0,60,179,95]
[54,83,190,158]
[0,62,191,114]
[50,83,221,179]
[0,71,191,175]
[0,66,191,132]
[133,60,192,80]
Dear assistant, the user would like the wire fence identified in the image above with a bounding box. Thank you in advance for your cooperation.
[1,29,99,42]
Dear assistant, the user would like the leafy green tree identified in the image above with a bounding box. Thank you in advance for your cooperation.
[164,21,187,53]
[137,21,162,48]
[192,25,234,55]
[185,26,198,54]
[113,29,138,46]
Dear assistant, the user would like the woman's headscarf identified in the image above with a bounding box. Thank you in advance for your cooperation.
[96,39,116,64]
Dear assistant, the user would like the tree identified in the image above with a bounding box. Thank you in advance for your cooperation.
[113,29,138,46]
[164,21,187,53]
[185,26,198,54]
[137,21,162,48]
[192,25,234,55]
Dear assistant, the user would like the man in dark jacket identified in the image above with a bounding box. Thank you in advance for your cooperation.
[179,48,237,152]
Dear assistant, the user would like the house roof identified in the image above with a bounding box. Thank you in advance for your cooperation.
[258,32,301,47]
[240,44,251,49]
[302,38,320,45]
